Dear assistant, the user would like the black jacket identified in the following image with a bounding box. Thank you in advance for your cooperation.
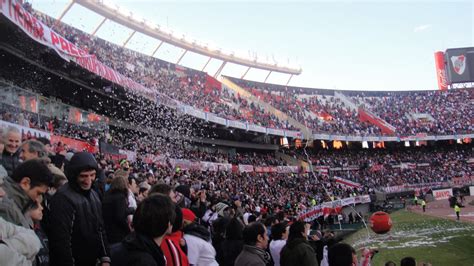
[1,149,20,177]
[111,232,166,266]
[280,238,319,266]
[47,152,110,266]
[102,191,132,244]
[220,239,243,266]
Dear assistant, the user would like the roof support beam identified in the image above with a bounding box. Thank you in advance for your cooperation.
[52,0,75,30]
[202,57,212,72]
[264,71,272,83]
[122,31,136,47]
[286,74,294,86]
[214,61,227,78]
[91,17,107,36]
[176,50,188,65]
[241,67,251,79]
[151,41,164,57]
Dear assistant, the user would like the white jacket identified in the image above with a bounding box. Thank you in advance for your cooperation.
[183,234,219,266]
[269,239,286,266]
[0,217,41,266]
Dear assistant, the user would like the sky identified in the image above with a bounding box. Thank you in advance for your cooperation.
[30,0,473,91]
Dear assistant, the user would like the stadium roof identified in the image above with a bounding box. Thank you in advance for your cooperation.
[56,0,302,81]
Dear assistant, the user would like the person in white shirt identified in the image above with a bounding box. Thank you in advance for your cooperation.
[269,222,289,266]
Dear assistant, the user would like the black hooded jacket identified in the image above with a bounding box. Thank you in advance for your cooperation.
[111,232,166,266]
[47,152,110,266]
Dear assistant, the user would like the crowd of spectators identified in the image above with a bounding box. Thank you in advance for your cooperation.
[350,89,473,135]
[22,7,474,137]
[293,146,472,188]
[230,78,383,136]
[1,4,469,266]
[30,10,293,130]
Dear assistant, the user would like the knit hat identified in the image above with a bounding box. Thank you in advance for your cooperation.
[214,202,230,217]
[182,208,196,222]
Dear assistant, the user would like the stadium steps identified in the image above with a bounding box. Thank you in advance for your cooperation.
[220,76,313,139]
[334,91,359,112]
[276,151,308,168]
[334,92,396,135]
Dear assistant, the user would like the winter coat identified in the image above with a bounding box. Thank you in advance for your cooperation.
[280,238,319,266]
[102,191,131,244]
[161,231,189,266]
[0,176,34,228]
[234,245,271,266]
[47,152,110,266]
[221,239,243,266]
[0,217,41,266]
[269,239,286,266]
[183,223,218,266]
[111,232,166,266]
[1,149,20,177]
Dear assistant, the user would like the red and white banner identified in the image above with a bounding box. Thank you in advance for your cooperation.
[0,0,156,99]
[313,165,330,175]
[238,164,254,173]
[433,188,453,200]
[434,51,449,90]
[0,120,50,140]
[298,195,371,222]
[450,176,474,187]
[334,176,362,188]
[119,149,137,162]
[382,182,449,193]
[50,135,97,153]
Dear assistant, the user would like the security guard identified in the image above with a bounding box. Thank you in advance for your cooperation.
[454,204,461,221]
[421,199,426,212]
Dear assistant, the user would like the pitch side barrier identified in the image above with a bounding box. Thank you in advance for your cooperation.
[2,1,472,141]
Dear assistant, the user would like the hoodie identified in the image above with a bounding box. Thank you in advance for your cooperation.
[47,152,110,266]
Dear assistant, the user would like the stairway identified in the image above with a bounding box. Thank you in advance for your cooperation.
[221,77,313,139]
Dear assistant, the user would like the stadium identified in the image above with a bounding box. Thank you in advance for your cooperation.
[0,0,473,265]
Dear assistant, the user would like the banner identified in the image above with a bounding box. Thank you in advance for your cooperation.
[119,149,137,162]
[0,0,157,99]
[382,182,448,193]
[298,195,371,222]
[0,119,50,140]
[433,188,453,200]
[334,177,362,188]
[238,164,254,173]
[450,176,474,187]
[51,135,97,153]
[358,108,396,135]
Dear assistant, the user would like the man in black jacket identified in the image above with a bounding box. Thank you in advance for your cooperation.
[111,194,176,266]
[47,152,111,266]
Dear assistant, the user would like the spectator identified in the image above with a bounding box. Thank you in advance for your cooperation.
[327,243,356,266]
[0,158,52,228]
[102,176,133,245]
[234,222,271,266]
[400,257,416,266]
[19,139,47,161]
[111,194,176,266]
[280,221,318,266]
[161,206,189,266]
[1,126,21,176]
[27,196,49,266]
[269,222,289,266]
[220,217,245,266]
[0,217,42,266]
[47,152,111,266]
[182,208,219,266]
